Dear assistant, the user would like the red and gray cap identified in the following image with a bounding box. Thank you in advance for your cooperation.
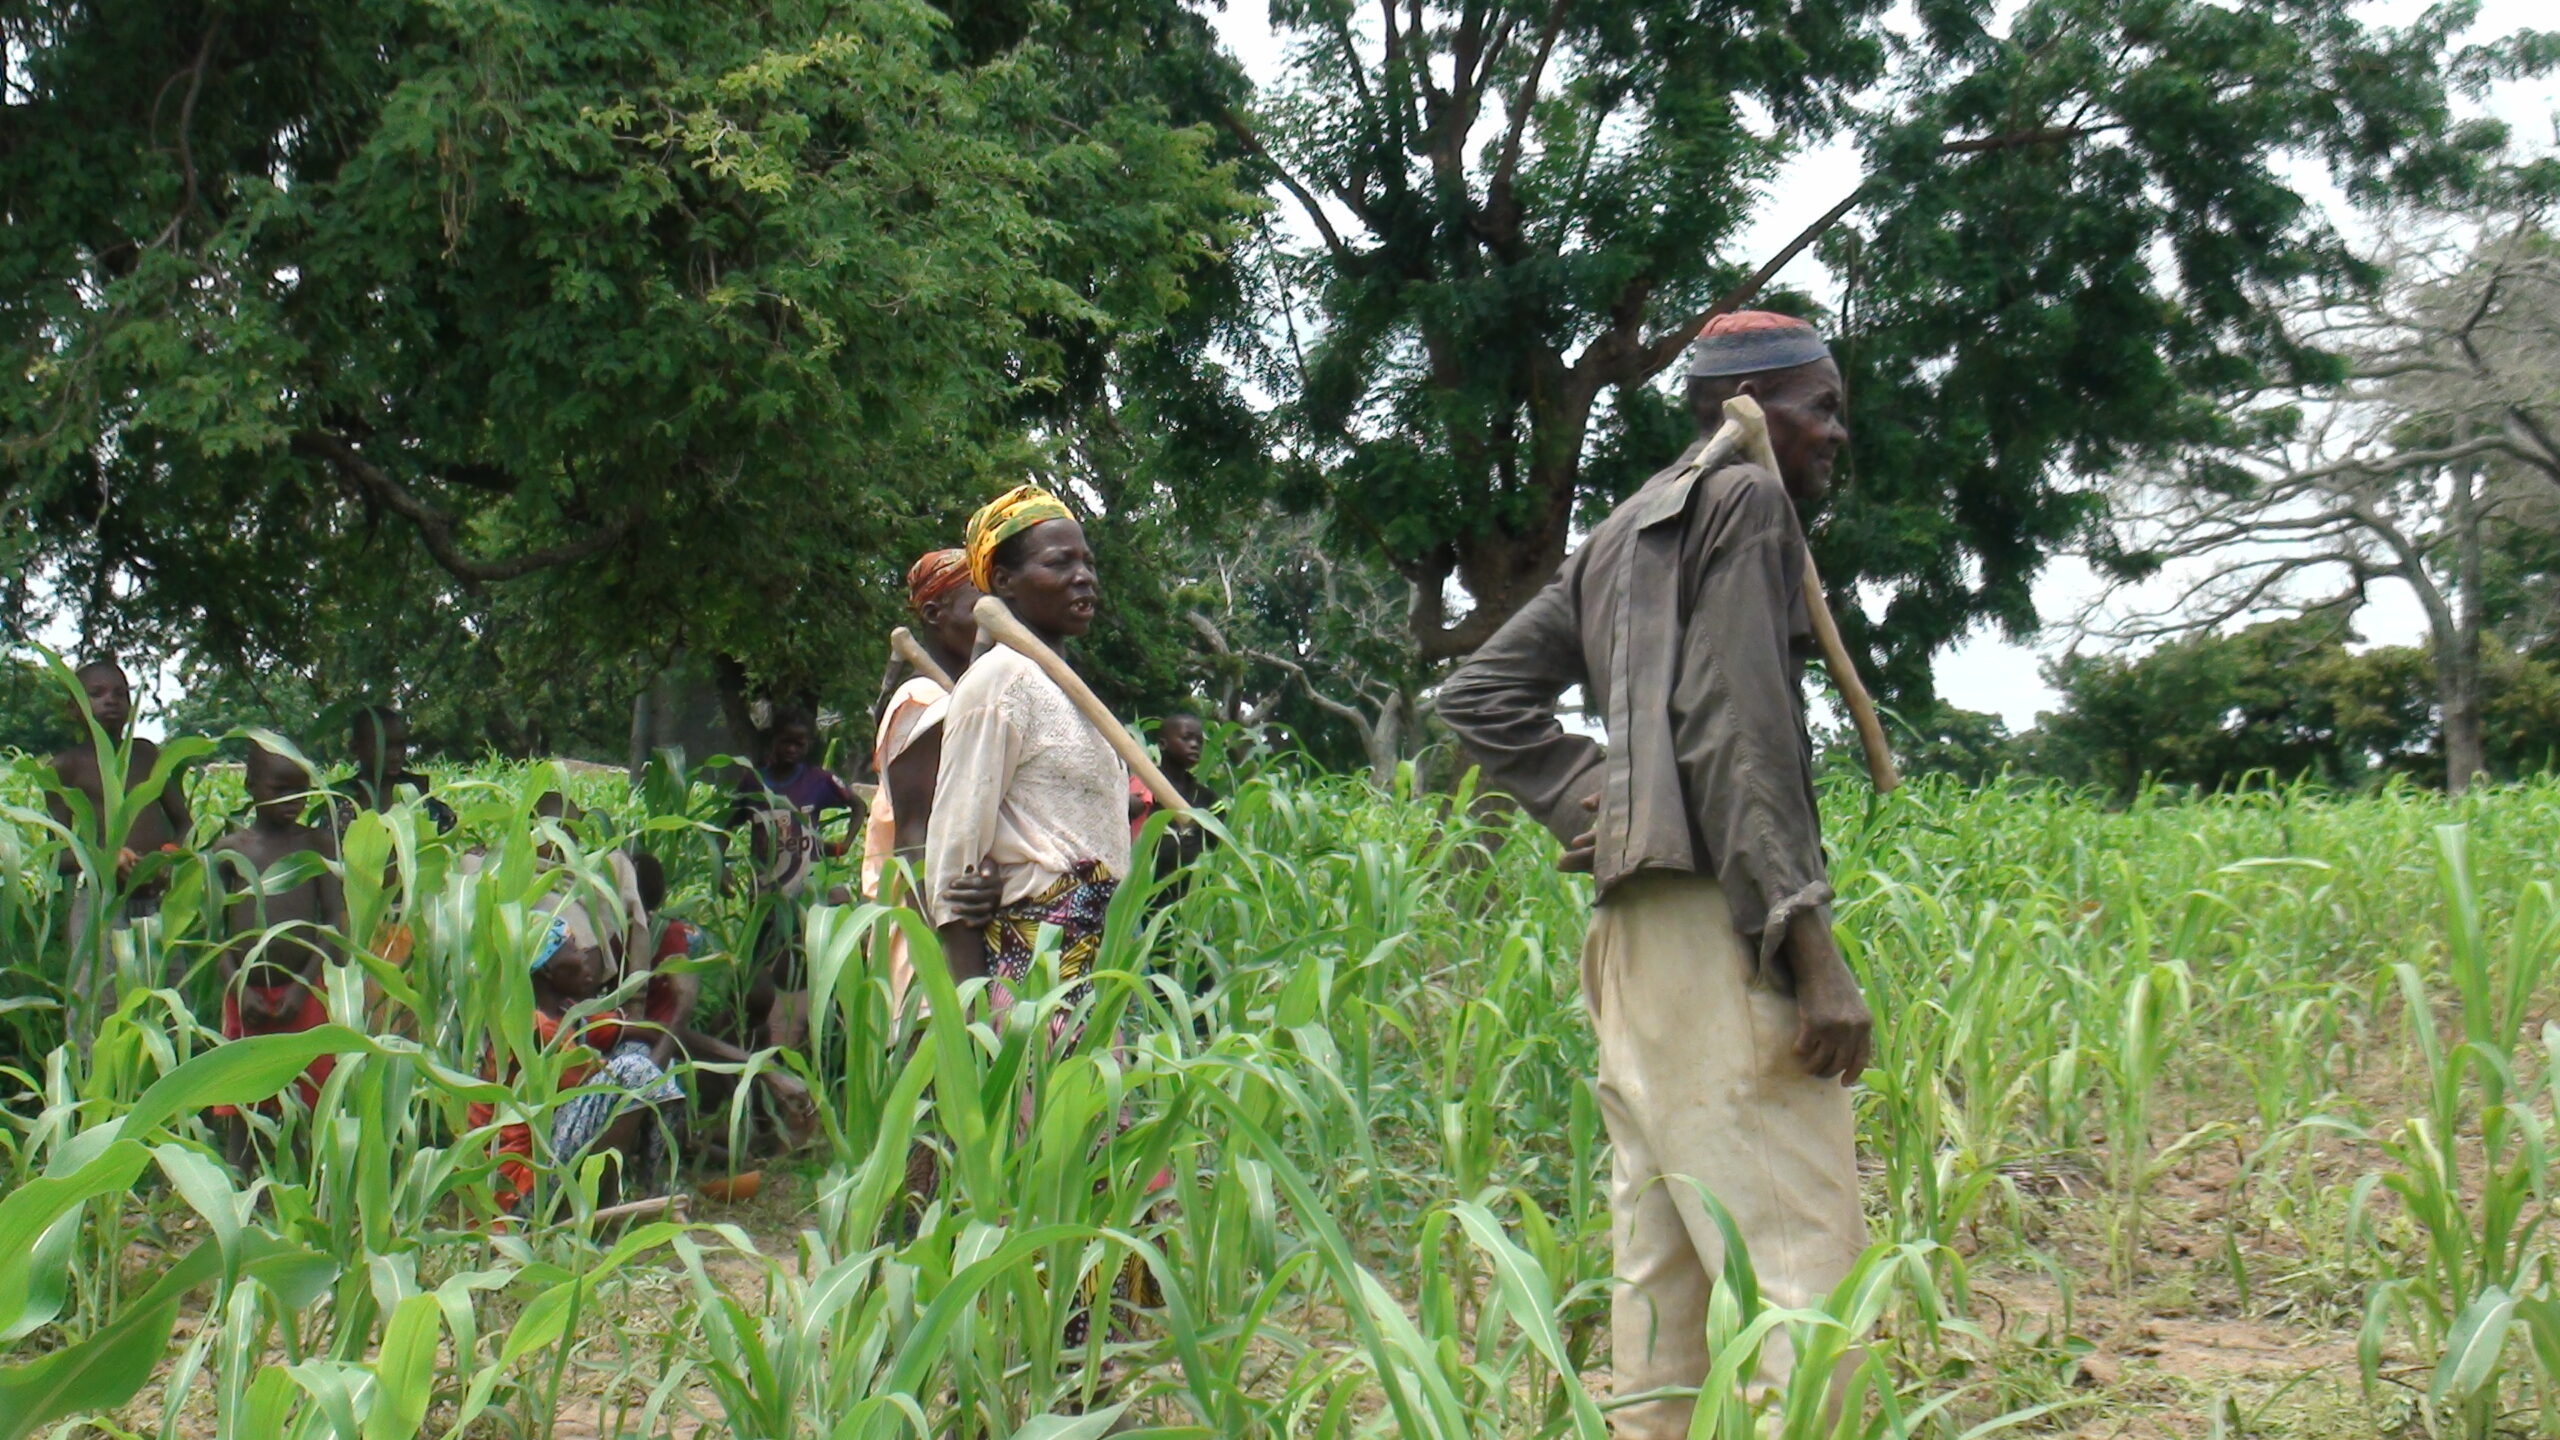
[1688,310,1831,377]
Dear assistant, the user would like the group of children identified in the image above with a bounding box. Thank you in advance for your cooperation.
[37,664,747,1215]
[39,621,1214,1221]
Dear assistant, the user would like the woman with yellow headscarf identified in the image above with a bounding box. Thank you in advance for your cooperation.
[928,483,1167,1340]
[924,484,1127,1022]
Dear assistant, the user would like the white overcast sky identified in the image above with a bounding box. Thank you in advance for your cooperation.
[1207,0,2560,728]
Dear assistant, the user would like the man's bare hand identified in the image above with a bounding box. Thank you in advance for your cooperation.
[940,863,1002,927]
[1785,910,1872,1086]
[1555,795,1600,874]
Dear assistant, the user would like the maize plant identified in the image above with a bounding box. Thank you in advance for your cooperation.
[2,715,2559,1436]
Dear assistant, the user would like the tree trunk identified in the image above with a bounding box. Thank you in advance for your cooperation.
[2442,672,2485,794]
[2442,461,2488,793]
[627,685,653,784]
[1363,693,1406,789]
[710,651,768,769]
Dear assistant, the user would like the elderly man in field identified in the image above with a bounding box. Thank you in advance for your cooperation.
[1439,311,1873,1435]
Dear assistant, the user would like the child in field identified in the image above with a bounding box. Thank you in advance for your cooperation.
[729,715,841,1050]
[738,706,860,840]
[46,658,195,1030]
[207,744,346,1163]
[469,893,685,1217]
[625,849,818,1155]
[337,705,456,833]
[1129,712,1221,892]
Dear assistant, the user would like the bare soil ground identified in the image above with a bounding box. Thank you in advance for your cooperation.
[76,1122,2425,1439]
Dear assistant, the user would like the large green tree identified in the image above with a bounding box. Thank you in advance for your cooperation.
[1240,0,2553,699]
[0,0,1250,746]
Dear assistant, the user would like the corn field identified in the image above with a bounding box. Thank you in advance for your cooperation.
[2,734,2558,1439]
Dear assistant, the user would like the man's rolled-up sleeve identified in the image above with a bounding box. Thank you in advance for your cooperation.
[1439,571,1605,844]
[1673,472,1833,974]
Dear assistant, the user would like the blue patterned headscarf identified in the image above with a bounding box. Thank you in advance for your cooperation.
[530,914,571,973]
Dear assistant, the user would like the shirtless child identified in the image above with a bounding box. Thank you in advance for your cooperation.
[45,659,194,1029]
[339,705,456,833]
[207,744,347,1166]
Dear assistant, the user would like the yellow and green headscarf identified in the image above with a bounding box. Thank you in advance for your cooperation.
[964,484,1074,592]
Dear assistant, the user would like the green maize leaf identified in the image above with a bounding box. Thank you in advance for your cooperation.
[2431,1286,2518,1405]
[498,1220,690,1364]
[2515,1293,2560,1390]
[1951,1398,2093,1439]
[0,1211,81,1345]
[821,1392,932,1440]
[1449,1199,1607,1437]
[0,1248,209,1440]
[0,1139,151,1339]
[1009,1408,1131,1439]
[85,1026,376,1162]
[364,1293,445,1440]
[0,1231,323,1440]
[154,1142,248,1272]
[237,1365,299,1440]
[285,1358,365,1438]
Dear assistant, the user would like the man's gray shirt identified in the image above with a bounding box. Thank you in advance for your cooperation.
[1439,440,1832,972]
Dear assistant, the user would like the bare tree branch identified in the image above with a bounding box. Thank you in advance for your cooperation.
[147,17,223,253]
[1489,0,1569,197]
[1628,187,1862,380]
[1625,125,2119,382]
[1245,645,1373,728]
[292,431,631,585]
[1220,110,1359,269]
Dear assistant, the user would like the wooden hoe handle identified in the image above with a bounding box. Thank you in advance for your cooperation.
[889,626,956,691]
[1721,396,1903,795]
[970,595,1195,819]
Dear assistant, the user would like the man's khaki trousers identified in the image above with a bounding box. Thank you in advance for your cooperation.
[1582,872,1868,1438]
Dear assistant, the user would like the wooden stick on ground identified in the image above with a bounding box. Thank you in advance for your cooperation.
[970,595,1194,820]
[551,1193,690,1232]
[889,626,956,691]
[1722,394,1903,795]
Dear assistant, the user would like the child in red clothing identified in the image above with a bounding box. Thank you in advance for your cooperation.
[208,744,345,1168]
[469,893,684,1217]
[626,849,818,1152]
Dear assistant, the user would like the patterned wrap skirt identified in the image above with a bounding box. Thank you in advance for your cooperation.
[981,861,1119,1042]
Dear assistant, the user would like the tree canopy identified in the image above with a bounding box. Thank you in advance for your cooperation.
[1,0,1252,746]
[1243,0,2556,698]
[7,0,2559,778]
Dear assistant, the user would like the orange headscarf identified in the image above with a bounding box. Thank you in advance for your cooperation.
[906,548,971,616]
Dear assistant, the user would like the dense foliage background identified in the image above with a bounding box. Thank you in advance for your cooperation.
[6,0,2556,787]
